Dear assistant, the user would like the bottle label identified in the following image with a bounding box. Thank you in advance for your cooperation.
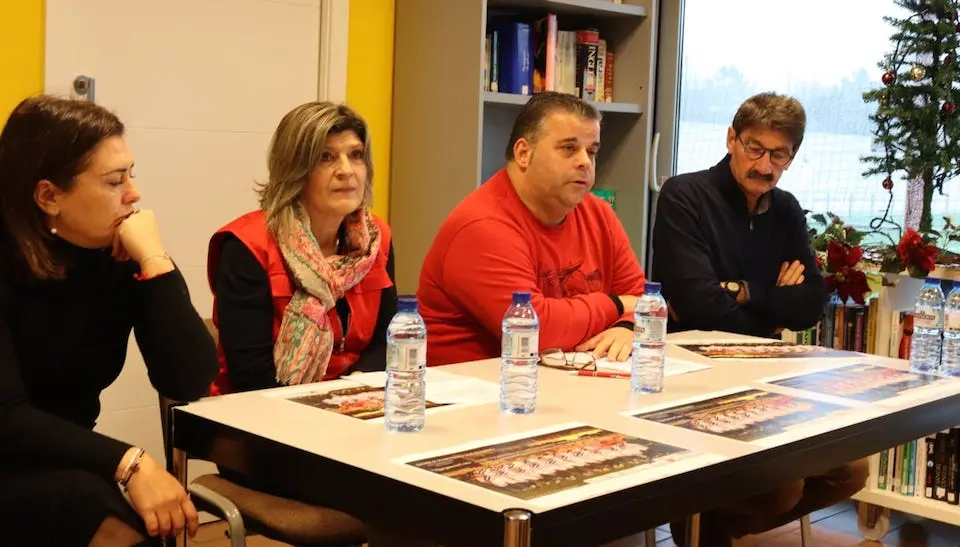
[635,316,665,342]
[947,311,960,332]
[390,341,426,372]
[914,306,940,330]
[503,332,539,359]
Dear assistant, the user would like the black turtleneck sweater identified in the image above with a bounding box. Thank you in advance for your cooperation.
[0,238,219,479]
[651,155,827,337]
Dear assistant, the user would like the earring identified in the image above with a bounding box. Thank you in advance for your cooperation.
[50,227,57,235]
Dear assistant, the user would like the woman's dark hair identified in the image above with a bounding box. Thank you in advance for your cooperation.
[0,95,125,279]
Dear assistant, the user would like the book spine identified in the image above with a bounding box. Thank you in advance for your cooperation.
[575,29,600,100]
[603,49,614,102]
[595,39,607,102]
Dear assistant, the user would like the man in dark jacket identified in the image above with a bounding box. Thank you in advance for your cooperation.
[652,92,867,546]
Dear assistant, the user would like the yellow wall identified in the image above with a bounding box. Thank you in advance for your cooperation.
[0,1,44,123]
[346,1,395,221]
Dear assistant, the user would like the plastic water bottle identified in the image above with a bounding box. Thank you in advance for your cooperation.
[384,296,427,432]
[910,278,944,373]
[500,291,539,414]
[632,282,667,393]
[941,282,960,376]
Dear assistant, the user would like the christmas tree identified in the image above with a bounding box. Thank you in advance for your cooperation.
[862,0,960,234]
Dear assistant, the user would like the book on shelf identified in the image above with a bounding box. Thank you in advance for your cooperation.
[590,189,616,210]
[484,12,615,103]
[871,430,960,505]
[781,295,914,360]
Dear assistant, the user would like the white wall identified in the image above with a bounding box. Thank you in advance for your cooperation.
[44,0,346,476]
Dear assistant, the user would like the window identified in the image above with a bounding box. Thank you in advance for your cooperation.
[675,0,960,238]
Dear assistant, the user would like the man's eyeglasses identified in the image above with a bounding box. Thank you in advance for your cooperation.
[539,348,597,371]
[737,136,794,168]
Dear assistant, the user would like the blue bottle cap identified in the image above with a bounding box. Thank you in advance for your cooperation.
[398,296,418,312]
[512,291,532,304]
[644,282,661,292]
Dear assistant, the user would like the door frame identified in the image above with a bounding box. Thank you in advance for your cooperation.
[647,0,685,276]
[319,0,349,103]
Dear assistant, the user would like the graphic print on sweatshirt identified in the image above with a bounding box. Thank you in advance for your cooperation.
[540,261,603,298]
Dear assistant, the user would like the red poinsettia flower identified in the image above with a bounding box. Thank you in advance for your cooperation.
[897,228,938,274]
[826,240,862,272]
[824,241,870,305]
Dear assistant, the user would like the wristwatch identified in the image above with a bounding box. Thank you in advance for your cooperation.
[722,281,741,300]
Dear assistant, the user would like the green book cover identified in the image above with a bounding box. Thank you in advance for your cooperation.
[591,189,615,211]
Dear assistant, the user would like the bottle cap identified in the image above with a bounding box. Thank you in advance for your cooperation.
[398,296,418,312]
[512,291,532,304]
[644,282,661,293]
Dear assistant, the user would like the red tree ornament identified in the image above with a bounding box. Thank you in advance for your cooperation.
[943,102,957,115]
[882,177,894,190]
[882,71,896,85]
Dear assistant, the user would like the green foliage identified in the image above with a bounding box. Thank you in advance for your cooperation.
[861,0,960,233]
[807,211,866,253]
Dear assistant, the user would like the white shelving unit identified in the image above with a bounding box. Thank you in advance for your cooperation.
[856,488,960,527]
[853,271,960,540]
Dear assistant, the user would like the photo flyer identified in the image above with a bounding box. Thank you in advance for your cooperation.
[286,384,446,420]
[763,363,952,404]
[399,424,701,503]
[629,387,864,445]
[675,341,850,360]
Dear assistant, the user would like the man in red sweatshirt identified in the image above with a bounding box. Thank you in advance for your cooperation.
[417,91,647,366]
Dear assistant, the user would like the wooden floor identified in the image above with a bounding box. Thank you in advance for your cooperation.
[188,501,960,546]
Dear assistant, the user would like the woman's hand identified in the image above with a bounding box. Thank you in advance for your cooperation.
[114,210,174,276]
[124,452,200,538]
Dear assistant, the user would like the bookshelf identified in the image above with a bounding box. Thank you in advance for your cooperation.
[390,0,659,292]
[788,273,960,540]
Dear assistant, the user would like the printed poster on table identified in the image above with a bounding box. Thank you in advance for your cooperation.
[400,425,697,502]
[286,385,447,420]
[763,363,950,403]
[629,388,859,444]
[675,341,850,360]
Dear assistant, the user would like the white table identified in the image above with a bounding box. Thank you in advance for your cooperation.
[171,331,960,546]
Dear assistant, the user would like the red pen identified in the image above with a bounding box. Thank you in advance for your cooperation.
[577,370,631,379]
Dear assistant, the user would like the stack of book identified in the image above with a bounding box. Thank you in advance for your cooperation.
[484,13,615,102]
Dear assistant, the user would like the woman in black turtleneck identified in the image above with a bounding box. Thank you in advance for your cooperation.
[0,96,218,546]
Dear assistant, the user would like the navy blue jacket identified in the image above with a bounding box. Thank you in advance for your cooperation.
[651,155,827,337]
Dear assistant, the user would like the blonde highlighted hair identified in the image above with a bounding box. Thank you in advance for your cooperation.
[256,101,374,241]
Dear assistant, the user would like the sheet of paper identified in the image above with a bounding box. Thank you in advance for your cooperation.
[594,357,711,377]
[350,369,500,405]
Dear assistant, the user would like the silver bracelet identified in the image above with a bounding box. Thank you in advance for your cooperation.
[118,447,145,489]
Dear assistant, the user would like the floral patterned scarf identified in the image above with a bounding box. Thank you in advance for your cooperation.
[273,206,381,385]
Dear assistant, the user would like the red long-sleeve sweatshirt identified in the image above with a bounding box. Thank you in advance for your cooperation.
[417,168,647,366]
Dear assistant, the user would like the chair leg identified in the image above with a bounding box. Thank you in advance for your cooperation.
[685,514,700,547]
[643,528,657,545]
[171,448,189,547]
[799,514,813,547]
[188,483,247,547]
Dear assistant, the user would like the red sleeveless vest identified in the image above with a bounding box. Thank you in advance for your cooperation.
[206,210,393,396]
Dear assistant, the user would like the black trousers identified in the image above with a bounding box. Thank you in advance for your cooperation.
[0,466,160,547]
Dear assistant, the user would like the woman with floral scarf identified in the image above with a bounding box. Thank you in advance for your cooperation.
[208,101,396,395]
[206,102,411,546]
